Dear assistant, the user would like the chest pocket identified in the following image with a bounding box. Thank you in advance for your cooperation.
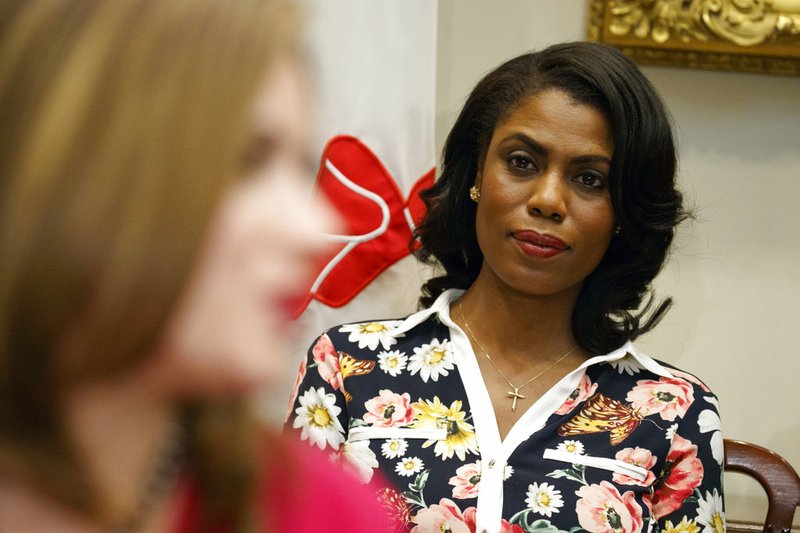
[543,448,649,482]
[347,426,447,443]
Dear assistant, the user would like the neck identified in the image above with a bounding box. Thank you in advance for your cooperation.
[457,267,582,364]
[66,370,181,526]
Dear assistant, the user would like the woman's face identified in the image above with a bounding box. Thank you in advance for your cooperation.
[473,88,615,302]
[157,59,338,396]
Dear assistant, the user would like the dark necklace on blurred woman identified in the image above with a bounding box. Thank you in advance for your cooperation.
[459,304,576,412]
[112,421,186,533]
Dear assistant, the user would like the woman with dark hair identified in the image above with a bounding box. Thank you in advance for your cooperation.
[287,42,724,531]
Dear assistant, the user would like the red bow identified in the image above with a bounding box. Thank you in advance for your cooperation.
[292,135,434,317]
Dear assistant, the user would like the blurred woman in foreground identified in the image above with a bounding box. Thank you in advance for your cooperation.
[0,0,388,530]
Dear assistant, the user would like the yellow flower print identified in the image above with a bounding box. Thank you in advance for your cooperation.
[661,516,700,533]
[411,397,479,460]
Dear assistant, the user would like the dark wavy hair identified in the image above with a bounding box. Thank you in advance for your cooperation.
[414,42,688,355]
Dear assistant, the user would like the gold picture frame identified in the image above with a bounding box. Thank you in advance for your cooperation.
[587,0,800,76]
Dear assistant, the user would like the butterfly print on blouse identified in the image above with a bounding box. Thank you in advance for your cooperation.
[558,393,648,445]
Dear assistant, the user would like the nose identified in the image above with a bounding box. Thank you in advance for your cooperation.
[290,177,343,255]
[526,170,567,221]
[307,190,343,248]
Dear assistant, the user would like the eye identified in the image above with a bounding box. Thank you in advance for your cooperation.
[507,154,536,171]
[573,171,607,190]
[240,134,278,175]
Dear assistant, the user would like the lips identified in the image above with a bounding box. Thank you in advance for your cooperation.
[512,230,569,258]
[275,293,307,320]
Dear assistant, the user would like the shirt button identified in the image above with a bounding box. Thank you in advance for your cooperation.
[487,459,495,468]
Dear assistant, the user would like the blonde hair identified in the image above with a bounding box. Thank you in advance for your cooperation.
[0,0,298,526]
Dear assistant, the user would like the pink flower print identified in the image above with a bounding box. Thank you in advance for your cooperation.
[377,487,411,531]
[575,481,644,533]
[666,368,712,393]
[363,389,414,427]
[613,447,657,487]
[411,499,472,533]
[284,356,307,422]
[499,520,525,533]
[644,434,704,519]
[449,461,482,499]
[556,373,598,415]
[312,333,344,391]
[626,377,694,422]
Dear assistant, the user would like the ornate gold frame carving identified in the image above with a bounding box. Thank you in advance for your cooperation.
[588,0,800,76]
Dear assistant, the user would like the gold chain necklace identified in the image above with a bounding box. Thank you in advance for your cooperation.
[458,303,576,412]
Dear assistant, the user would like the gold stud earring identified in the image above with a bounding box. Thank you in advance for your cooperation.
[469,186,480,202]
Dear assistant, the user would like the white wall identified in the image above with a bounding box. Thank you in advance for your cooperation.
[436,0,800,524]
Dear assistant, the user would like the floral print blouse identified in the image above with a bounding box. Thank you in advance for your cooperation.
[285,290,725,533]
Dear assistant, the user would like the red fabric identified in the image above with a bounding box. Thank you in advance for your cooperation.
[291,135,435,317]
[264,442,393,532]
[172,439,393,532]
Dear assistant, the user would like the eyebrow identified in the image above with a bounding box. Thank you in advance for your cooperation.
[499,132,612,166]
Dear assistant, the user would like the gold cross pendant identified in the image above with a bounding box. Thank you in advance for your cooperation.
[507,388,525,412]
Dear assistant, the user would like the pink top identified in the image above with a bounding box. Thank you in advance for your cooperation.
[172,438,394,532]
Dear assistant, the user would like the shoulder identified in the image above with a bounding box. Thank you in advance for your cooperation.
[587,346,720,421]
[655,359,716,396]
[314,311,448,357]
[596,344,717,397]
[315,289,460,355]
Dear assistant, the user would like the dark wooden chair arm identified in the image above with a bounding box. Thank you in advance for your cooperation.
[724,439,800,533]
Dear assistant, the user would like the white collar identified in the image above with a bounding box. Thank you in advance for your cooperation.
[389,288,463,337]
[389,288,674,379]
[574,340,675,379]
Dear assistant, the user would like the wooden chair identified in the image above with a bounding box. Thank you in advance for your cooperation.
[724,439,800,533]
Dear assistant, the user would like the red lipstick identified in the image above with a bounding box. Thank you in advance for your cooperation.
[512,230,569,259]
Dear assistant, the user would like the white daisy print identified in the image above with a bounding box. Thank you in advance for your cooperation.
[609,354,643,375]
[698,408,724,465]
[396,456,424,477]
[381,438,408,459]
[338,321,402,351]
[503,465,514,480]
[525,482,564,517]
[556,440,585,455]
[292,387,345,451]
[665,423,679,440]
[377,350,408,376]
[339,440,379,483]
[703,395,720,410]
[696,488,726,533]
[407,339,455,382]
